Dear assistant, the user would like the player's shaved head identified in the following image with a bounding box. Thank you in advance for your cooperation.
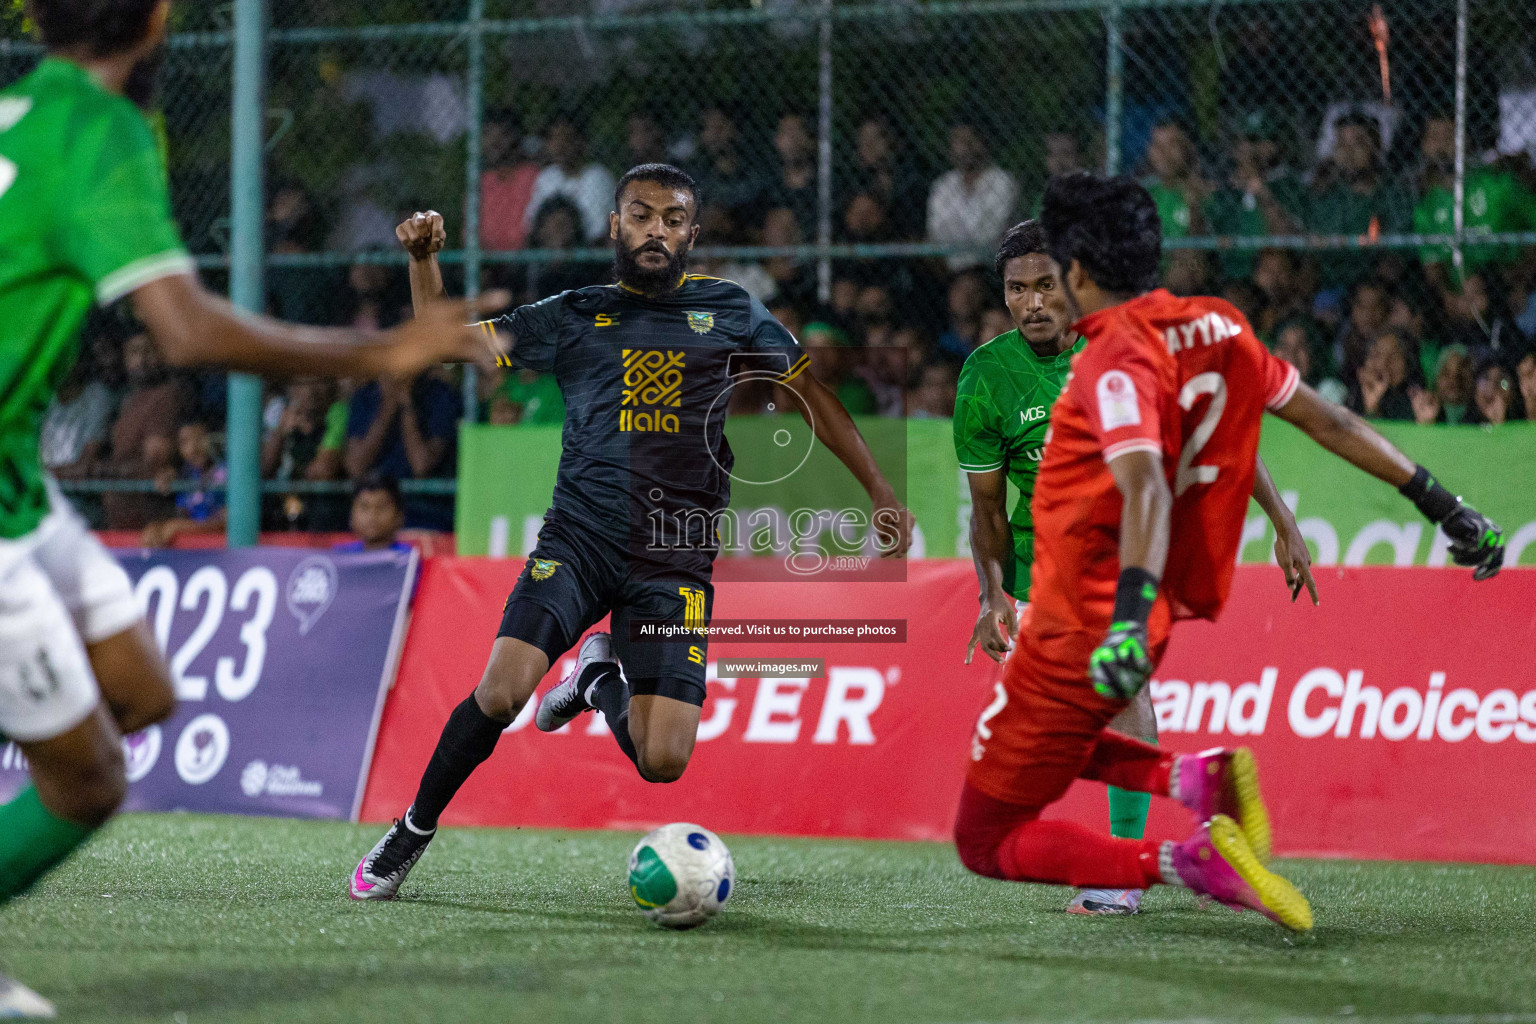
[1040,173,1162,300]
[614,164,698,218]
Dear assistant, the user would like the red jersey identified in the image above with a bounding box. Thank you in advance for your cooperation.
[1027,289,1299,643]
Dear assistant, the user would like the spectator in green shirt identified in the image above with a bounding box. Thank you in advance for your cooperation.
[1307,112,1412,289]
[802,321,878,415]
[487,368,565,426]
[1205,110,1308,279]
[1408,344,1474,425]
[1139,121,1209,240]
[1413,115,1536,290]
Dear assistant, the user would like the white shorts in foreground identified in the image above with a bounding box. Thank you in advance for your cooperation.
[0,485,139,743]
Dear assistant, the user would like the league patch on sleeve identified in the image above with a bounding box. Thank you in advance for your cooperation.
[1095,370,1141,431]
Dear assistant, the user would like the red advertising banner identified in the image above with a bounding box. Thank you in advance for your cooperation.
[361,559,1536,864]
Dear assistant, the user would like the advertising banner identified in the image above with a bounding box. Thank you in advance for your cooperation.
[362,557,1536,864]
[0,548,417,820]
[455,419,1536,567]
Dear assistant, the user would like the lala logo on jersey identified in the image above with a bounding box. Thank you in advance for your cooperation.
[686,311,714,335]
[1096,370,1141,431]
[531,559,561,581]
[619,348,685,433]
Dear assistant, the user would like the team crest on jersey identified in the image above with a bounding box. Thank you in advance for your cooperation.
[530,559,562,581]
[1096,370,1141,431]
[686,311,714,335]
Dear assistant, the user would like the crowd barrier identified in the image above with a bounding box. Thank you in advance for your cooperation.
[361,557,1536,865]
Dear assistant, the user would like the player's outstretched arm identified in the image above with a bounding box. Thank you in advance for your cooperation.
[1273,382,1504,580]
[783,372,913,557]
[131,273,506,381]
[398,211,450,312]
[1251,456,1318,604]
[1089,450,1171,700]
[963,469,1017,665]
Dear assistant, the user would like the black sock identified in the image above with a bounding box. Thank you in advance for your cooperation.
[409,694,506,831]
[583,663,638,768]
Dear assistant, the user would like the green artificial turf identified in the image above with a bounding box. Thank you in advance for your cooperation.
[3,813,1534,1023]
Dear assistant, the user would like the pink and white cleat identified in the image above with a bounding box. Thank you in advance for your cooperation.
[1166,814,1311,932]
[1172,746,1271,864]
[1066,888,1143,915]
[350,811,435,901]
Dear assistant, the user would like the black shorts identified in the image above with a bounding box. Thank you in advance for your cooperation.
[497,514,714,705]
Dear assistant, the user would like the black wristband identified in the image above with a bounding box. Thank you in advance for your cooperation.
[1398,465,1460,524]
[1111,567,1160,626]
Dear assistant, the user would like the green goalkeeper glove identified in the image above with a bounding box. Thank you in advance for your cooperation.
[1090,620,1154,699]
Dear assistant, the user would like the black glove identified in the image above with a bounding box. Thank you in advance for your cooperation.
[1441,504,1504,581]
[1089,567,1158,699]
[1090,620,1153,699]
[1400,466,1504,581]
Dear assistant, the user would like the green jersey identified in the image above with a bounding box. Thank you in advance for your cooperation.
[1142,179,1192,239]
[953,329,1085,602]
[0,58,191,538]
[1413,168,1536,271]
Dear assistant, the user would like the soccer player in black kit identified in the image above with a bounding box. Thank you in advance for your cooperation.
[352,164,912,899]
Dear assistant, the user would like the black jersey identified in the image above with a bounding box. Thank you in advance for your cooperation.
[487,274,808,556]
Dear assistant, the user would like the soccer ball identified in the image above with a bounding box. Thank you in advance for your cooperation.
[627,823,735,929]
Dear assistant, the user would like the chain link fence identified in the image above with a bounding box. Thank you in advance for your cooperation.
[4,0,1536,528]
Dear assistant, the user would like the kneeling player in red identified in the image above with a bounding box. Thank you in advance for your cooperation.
[954,173,1505,932]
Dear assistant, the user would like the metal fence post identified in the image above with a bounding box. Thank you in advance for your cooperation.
[226,0,266,548]
[1451,0,1467,283]
[816,0,833,304]
[1104,1,1123,175]
[463,0,486,423]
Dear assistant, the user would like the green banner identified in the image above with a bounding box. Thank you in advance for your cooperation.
[457,418,1536,567]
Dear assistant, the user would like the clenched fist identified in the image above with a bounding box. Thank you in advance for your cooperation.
[397,210,447,261]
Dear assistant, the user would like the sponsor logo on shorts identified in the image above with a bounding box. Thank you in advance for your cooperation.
[240,760,323,798]
[678,586,707,634]
[531,559,561,581]
[123,726,162,783]
[286,556,338,634]
[175,713,230,785]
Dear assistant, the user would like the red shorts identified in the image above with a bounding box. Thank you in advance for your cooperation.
[965,607,1169,811]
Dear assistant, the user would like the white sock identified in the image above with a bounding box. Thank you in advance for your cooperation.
[403,808,436,836]
[1159,841,1183,887]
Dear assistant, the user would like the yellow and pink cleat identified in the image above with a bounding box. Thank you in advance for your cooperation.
[1174,746,1271,864]
[1168,814,1312,932]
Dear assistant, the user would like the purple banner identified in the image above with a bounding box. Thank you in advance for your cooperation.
[0,547,416,820]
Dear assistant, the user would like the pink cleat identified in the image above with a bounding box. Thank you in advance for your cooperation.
[1173,747,1271,864]
[349,812,434,901]
[1167,815,1311,932]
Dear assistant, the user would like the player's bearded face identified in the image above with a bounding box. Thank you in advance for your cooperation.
[614,228,691,293]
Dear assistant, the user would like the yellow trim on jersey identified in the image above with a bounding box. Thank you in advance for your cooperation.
[477,319,513,367]
[778,353,811,384]
[683,273,742,287]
